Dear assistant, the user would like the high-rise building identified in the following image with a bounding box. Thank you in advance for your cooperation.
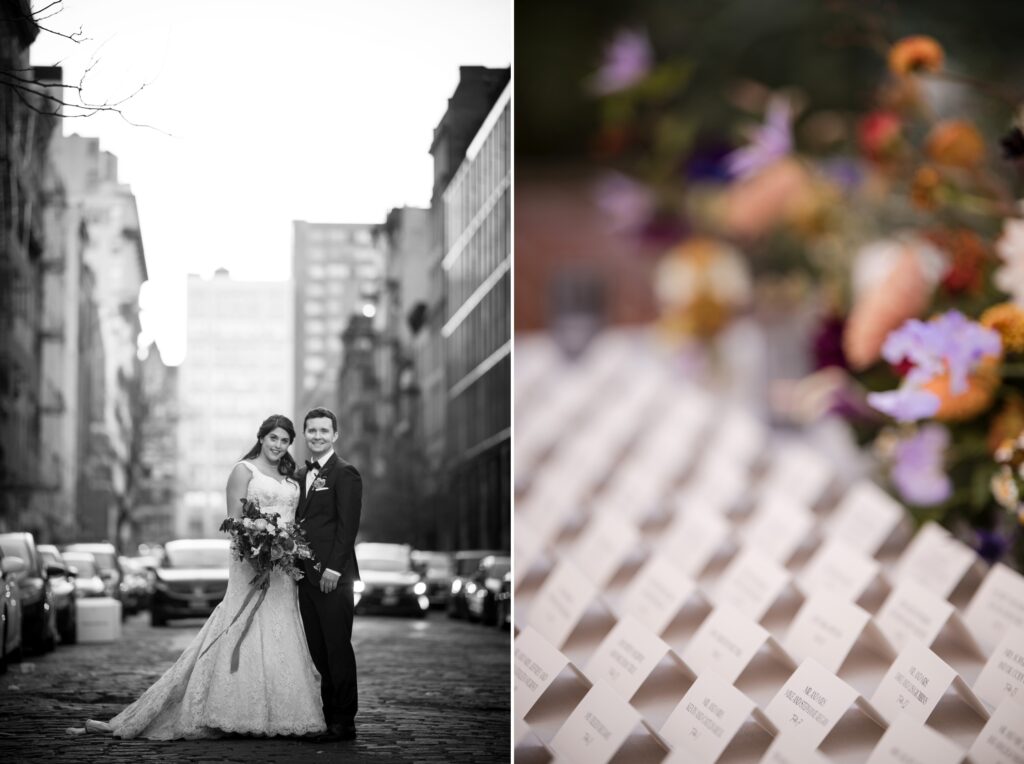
[291,221,385,435]
[179,270,292,538]
[442,78,511,551]
[133,345,179,545]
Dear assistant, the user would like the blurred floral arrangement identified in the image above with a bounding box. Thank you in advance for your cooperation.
[589,25,1024,569]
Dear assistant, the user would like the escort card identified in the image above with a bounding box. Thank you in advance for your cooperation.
[682,603,773,684]
[759,734,832,764]
[659,671,760,762]
[660,509,731,578]
[893,522,976,599]
[797,539,880,603]
[875,580,955,651]
[514,627,571,718]
[870,641,958,724]
[827,481,903,556]
[514,519,542,586]
[967,698,1024,764]
[742,492,815,564]
[583,615,672,700]
[527,560,599,649]
[568,510,640,589]
[713,548,791,623]
[964,563,1024,655]
[515,715,533,746]
[865,714,963,764]
[783,595,872,674]
[764,659,861,748]
[973,628,1024,710]
[619,553,698,635]
[549,681,643,764]
[759,442,834,508]
[679,456,750,515]
[711,409,768,469]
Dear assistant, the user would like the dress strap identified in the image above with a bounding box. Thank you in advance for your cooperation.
[236,460,259,476]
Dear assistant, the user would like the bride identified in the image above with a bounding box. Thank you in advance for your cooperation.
[74,415,326,739]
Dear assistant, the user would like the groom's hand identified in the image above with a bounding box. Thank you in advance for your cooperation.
[320,567,340,593]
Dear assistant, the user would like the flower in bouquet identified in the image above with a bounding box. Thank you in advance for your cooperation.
[992,434,1024,525]
[890,424,953,506]
[995,217,1024,305]
[887,35,944,77]
[724,96,794,180]
[590,28,652,95]
[925,120,986,169]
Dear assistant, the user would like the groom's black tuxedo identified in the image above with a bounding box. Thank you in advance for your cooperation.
[296,451,362,728]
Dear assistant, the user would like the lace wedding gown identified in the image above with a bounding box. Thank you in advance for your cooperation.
[87,462,326,739]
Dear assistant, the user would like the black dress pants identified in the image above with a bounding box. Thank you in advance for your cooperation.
[299,580,357,725]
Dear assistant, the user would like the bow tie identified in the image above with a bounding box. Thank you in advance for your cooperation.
[305,460,321,472]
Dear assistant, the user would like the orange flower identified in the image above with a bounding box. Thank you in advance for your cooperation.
[888,35,944,76]
[988,395,1024,454]
[926,120,986,168]
[981,302,1024,353]
[921,355,1001,421]
[910,165,943,210]
[926,228,988,295]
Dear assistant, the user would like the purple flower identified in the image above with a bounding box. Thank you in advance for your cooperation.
[891,424,952,505]
[724,96,794,179]
[811,315,848,370]
[591,29,652,95]
[866,388,940,422]
[974,529,1011,564]
[593,173,655,234]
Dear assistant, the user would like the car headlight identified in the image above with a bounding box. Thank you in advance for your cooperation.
[353,581,365,593]
[413,581,426,595]
[451,579,462,594]
[464,581,477,595]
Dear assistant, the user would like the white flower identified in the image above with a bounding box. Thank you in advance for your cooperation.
[242,518,254,528]
[995,217,1024,305]
[266,523,277,534]
[279,530,290,539]
[254,518,268,531]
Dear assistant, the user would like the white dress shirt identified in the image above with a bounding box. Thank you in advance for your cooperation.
[305,452,339,579]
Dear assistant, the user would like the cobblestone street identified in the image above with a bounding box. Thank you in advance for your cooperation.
[0,611,510,763]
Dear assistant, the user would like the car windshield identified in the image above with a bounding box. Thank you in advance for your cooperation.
[164,546,228,568]
[360,557,410,573]
[64,556,97,577]
[40,550,60,567]
[0,536,30,562]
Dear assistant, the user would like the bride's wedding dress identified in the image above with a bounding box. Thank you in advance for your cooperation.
[79,462,326,739]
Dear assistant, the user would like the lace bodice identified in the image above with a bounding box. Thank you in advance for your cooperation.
[237,461,299,522]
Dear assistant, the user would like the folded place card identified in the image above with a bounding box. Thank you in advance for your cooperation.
[967,698,1024,764]
[514,518,543,586]
[549,681,644,764]
[870,640,988,725]
[520,480,580,549]
[515,715,540,747]
[973,627,1024,711]
[783,595,873,675]
[515,626,572,718]
[712,548,791,623]
[659,670,771,762]
[797,539,881,603]
[660,508,732,578]
[618,553,699,635]
[764,658,863,748]
[892,522,977,599]
[874,579,955,652]
[964,563,1024,656]
[758,733,832,764]
[864,713,963,764]
[827,481,903,556]
[709,409,767,469]
[758,441,834,508]
[742,492,816,564]
[681,603,787,684]
[582,615,674,700]
[527,559,600,649]
[677,456,751,516]
[568,510,640,589]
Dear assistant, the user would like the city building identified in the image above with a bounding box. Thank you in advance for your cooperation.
[132,345,179,545]
[179,270,292,538]
[441,77,511,551]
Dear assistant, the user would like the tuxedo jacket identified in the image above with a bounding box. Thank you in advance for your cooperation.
[296,452,362,584]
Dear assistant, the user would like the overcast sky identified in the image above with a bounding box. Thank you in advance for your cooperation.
[30,0,511,365]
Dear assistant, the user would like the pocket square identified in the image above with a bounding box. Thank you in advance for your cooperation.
[312,486,329,492]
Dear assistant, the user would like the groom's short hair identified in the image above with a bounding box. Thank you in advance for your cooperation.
[303,407,338,432]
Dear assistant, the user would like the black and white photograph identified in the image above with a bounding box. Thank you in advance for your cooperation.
[0,1,510,761]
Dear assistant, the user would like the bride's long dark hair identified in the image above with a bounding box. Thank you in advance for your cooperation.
[241,415,298,481]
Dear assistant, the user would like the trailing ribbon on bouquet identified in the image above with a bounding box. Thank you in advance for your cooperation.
[197,570,271,673]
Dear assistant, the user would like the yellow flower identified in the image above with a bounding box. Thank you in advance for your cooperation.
[888,35,944,76]
[909,165,942,211]
[921,355,1001,421]
[925,120,986,169]
[981,303,1024,353]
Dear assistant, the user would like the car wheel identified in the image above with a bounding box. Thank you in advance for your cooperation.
[496,599,509,629]
[482,599,496,627]
[150,609,168,627]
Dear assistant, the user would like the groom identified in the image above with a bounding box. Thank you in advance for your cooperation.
[296,407,362,742]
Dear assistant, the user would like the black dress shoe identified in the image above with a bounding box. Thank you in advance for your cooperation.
[317,723,356,742]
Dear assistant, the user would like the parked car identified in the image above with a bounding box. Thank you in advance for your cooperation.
[410,550,454,608]
[150,539,230,627]
[119,556,152,615]
[354,543,429,618]
[495,571,511,630]
[37,544,78,644]
[447,549,506,619]
[1,545,25,672]
[60,552,107,599]
[465,555,511,625]
[0,533,57,654]
[62,542,123,607]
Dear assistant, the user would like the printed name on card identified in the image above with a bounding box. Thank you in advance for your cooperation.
[742,492,815,564]
[827,481,902,556]
[619,553,698,635]
[875,579,954,652]
[968,698,1024,764]
[514,627,571,718]
[797,539,880,603]
[865,714,963,764]
[974,627,1024,710]
[869,641,979,724]
[759,734,832,764]
[713,548,790,623]
[760,442,834,508]
[894,522,977,599]
[659,671,760,762]
[964,563,1024,655]
[549,681,643,764]
[583,615,672,700]
[764,659,861,748]
[681,603,776,684]
[660,509,731,578]
[568,510,640,589]
[783,595,872,674]
[527,560,599,649]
